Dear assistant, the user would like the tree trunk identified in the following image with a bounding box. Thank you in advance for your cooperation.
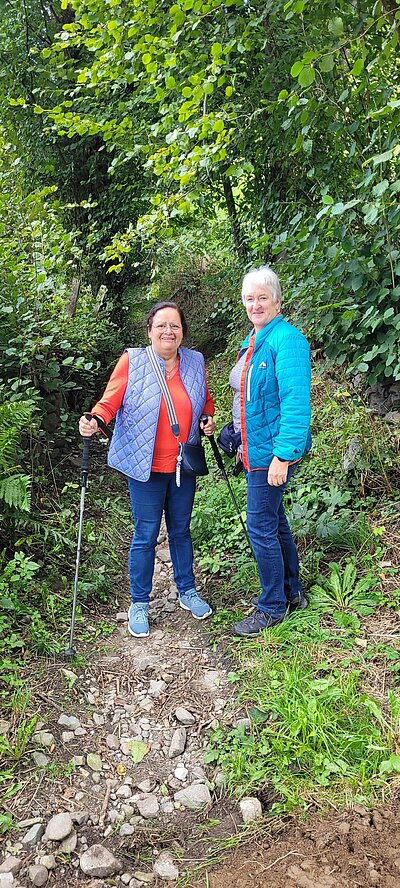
[222,178,247,261]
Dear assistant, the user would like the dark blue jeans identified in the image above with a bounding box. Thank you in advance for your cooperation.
[127,472,196,604]
[246,464,303,618]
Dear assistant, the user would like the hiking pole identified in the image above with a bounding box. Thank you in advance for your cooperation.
[206,434,254,556]
[65,413,112,659]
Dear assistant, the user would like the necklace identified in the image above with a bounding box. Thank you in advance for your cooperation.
[166,357,179,380]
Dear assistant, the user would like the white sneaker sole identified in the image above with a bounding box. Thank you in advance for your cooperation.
[127,624,150,638]
[179,600,212,620]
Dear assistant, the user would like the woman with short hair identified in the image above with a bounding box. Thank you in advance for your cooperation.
[79,301,215,638]
[231,266,311,636]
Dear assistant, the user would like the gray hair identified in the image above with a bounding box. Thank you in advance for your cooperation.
[241,266,282,306]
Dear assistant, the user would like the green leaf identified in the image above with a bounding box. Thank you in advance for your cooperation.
[328,16,344,36]
[129,740,150,764]
[351,58,364,76]
[211,42,223,57]
[290,61,304,78]
[298,66,315,87]
[319,54,335,72]
[372,149,393,165]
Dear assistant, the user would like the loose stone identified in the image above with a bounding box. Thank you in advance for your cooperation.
[61,731,75,743]
[239,797,263,823]
[28,864,48,887]
[153,851,179,881]
[37,856,55,871]
[173,783,211,810]
[32,732,54,747]
[175,707,196,726]
[148,680,167,698]
[0,859,21,876]
[106,734,120,750]
[0,875,14,888]
[168,727,186,758]
[58,830,77,853]
[32,752,50,768]
[174,765,188,782]
[116,785,132,799]
[80,844,122,878]
[44,812,73,842]
[58,714,81,730]
[133,872,155,884]
[119,823,135,837]
[21,824,45,848]
[136,795,159,818]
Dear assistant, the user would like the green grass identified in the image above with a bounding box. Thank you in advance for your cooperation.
[205,611,400,811]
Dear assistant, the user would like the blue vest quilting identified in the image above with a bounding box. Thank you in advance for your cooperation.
[107,346,207,481]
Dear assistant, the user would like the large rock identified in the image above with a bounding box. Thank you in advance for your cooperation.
[44,812,73,841]
[173,783,211,810]
[0,874,14,888]
[80,844,122,877]
[239,797,263,823]
[153,851,179,881]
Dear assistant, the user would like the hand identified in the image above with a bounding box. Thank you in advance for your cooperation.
[79,415,98,437]
[200,414,216,437]
[268,456,289,487]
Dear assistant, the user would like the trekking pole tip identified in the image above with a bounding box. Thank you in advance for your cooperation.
[64,647,76,660]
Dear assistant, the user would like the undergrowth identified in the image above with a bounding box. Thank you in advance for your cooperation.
[194,367,400,815]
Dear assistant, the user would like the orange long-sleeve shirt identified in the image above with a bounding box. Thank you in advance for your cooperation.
[92,352,214,473]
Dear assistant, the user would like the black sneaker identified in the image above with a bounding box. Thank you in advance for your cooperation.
[251,593,308,613]
[233,609,284,637]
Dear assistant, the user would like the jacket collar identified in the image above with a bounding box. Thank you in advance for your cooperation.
[241,315,284,353]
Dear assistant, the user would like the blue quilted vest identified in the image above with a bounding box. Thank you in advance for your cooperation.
[107,346,207,481]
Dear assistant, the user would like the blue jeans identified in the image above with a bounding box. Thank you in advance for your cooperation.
[246,465,303,618]
[127,472,196,604]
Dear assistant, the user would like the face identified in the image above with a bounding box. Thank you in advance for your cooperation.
[148,307,184,359]
[243,283,281,332]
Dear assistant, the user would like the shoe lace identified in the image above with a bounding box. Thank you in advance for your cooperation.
[183,589,200,601]
[132,604,148,621]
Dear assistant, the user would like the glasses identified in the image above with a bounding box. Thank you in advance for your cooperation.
[153,322,182,331]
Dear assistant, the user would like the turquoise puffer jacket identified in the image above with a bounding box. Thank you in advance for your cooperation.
[239,315,311,471]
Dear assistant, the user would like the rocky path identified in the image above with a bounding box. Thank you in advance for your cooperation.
[2,529,400,888]
[0,530,255,888]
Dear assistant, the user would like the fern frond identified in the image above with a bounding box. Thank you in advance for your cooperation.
[0,475,31,512]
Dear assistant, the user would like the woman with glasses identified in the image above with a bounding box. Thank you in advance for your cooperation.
[230,267,311,637]
[79,301,215,638]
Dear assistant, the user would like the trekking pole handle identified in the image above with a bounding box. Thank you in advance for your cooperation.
[80,413,97,487]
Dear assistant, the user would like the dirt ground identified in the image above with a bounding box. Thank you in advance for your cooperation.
[204,799,400,888]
